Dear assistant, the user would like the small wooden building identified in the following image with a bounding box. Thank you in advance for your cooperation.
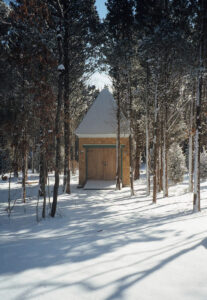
[76,88,130,187]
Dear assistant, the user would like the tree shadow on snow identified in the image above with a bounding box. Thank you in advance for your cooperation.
[0,175,207,299]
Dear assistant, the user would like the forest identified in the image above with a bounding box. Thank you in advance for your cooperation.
[0,0,207,218]
[1,1,207,299]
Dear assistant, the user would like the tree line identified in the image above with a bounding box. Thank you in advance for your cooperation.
[0,0,207,217]
[103,0,207,212]
[0,0,100,217]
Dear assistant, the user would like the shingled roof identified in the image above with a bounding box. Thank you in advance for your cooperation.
[75,88,130,137]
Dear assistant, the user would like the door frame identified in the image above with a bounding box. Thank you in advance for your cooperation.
[83,144,125,181]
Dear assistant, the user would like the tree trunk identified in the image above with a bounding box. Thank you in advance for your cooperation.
[129,134,134,196]
[163,105,168,197]
[193,72,202,212]
[32,138,35,174]
[71,133,76,175]
[146,63,150,195]
[22,144,26,203]
[128,76,134,196]
[189,92,194,193]
[13,144,19,178]
[159,122,163,192]
[116,88,121,190]
[193,0,206,211]
[39,147,47,197]
[134,125,140,180]
[21,63,27,203]
[41,156,46,219]
[134,148,140,180]
[51,25,64,218]
[189,132,193,193]
[25,150,28,181]
[163,132,168,197]
[153,80,158,203]
[63,5,71,194]
[157,148,161,192]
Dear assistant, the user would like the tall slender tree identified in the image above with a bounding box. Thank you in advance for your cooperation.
[104,0,135,194]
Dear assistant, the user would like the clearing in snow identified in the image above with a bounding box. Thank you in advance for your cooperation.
[0,170,207,300]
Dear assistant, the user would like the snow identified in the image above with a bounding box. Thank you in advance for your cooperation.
[84,180,116,190]
[0,170,207,300]
[57,64,65,71]
[75,88,130,137]
[56,33,62,39]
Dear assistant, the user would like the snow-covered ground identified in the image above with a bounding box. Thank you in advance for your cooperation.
[1,171,207,300]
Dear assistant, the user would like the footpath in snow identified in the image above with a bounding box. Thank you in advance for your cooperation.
[0,171,207,300]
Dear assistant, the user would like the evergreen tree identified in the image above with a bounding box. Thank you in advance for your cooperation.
[135,0,193,201]
[168,143,187,184]
[47,0,100,196]
[192,0,207,212]
[104,0,136,194]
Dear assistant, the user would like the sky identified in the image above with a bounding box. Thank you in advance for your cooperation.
[95,0,107,20]
[87,72,112,91]
[91,1,111,90]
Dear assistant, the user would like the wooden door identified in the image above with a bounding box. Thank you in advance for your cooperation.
[103,148,116,180]
[87,148,116,180]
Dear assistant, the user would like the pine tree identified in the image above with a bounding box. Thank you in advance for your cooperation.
[136,0,193,201]
[47,0,100,216]
[168,143,186,184]
[104,0,135,194]
[192,0,207,212]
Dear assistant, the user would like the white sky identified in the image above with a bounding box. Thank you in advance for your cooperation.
[87,72,112,91]
[88,1,112,91]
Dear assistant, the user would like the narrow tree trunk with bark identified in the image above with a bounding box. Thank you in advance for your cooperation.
[13,143,19,178]
[129,79,134,196]
[22,144,26,203]
[146,114,150,195]
[157,146,161,192]
[134,125,140,180]
[25,150,28,181]
[41,155,46,219]
[51,25,64,218]
[134,148,140,180]
[146,63,150,195]
[163,105,168,197]
[21,64,27,203]
[193,72,202,212]
[189,132,193,192]
[63,9,71,194]
[153,80,158,203]
[163,131,168,197]
[116,88,121,190]
[189,94,194,193]
[39,142,47,218]
[39,141,47,198]
[159,122,163,192]
[71,134,76,175]
[32,138,35,174]
[193,0,206,211]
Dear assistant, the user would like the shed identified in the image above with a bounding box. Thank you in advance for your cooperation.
[76,88,130,187]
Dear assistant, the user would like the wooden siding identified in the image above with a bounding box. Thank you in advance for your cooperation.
[78,138,130,186]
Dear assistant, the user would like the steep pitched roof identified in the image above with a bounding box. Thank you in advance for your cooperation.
[76,88,130,137]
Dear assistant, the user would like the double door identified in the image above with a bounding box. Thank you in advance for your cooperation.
[87,148,116,180]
